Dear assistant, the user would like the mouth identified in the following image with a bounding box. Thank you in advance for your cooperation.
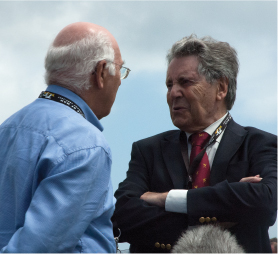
[173,106,188,111]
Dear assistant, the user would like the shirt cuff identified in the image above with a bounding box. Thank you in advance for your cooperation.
[165,189,188,214]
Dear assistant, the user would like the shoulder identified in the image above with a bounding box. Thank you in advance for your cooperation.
[226,119,277,152]
[134,130,179,147]
[47,106,110,156]
[244,126,277,153]
[228,119,276,141]
[244,126,276,139]
[2,99,111,156]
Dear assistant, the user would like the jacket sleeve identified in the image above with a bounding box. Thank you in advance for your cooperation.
[112,142,188,247]
[187,129,277,226]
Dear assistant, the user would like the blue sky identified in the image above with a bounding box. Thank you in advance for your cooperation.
[0,0,276,247]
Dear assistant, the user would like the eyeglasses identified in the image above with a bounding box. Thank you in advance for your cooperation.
[92,60,131,80]
[112,61,131,80]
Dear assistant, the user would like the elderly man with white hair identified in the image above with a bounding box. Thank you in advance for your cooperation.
[0,22,130,253]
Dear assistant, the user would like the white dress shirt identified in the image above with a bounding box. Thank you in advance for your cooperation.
[165,113,228,214]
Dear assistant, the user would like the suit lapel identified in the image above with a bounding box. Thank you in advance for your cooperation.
[210,119,248,185]
[161,131,188,189]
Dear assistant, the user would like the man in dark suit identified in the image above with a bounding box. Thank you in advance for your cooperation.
[112,34,277,253]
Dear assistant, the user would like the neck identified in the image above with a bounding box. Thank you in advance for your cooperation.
[210,110,228,125]
[78,86,106,120]
[205,103,228,127]
[182,109,228,133]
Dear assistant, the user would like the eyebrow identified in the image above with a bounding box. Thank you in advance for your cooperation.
[165,77,172,84]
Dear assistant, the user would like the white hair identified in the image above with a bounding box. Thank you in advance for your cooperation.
[172,225,245,253]
[44,31,115,90]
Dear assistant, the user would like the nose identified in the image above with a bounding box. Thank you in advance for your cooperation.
[169,84,182,99]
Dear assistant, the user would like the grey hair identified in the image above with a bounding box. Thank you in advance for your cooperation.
[44,31,115,90]
[172,225,245,253]
[166,34,239,110]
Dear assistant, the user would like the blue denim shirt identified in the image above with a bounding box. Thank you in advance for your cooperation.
[0,85,116,253]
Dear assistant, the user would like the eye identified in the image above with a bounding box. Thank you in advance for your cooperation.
[178,77,189,85]
[166,81,173,90]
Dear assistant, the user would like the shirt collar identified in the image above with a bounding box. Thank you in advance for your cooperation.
[185,112,228,140]
[46,85,104,132]
[203,112,228,136]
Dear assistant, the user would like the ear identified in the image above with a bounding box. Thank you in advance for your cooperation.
[216,77,228,101]
[94,60,108,89]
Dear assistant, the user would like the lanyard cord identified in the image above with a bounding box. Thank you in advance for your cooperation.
[39,91,86,119]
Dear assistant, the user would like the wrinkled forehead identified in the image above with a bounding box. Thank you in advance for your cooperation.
[166,55,200,78]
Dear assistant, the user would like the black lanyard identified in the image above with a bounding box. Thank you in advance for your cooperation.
[179,113,232,189]
[39,91,85,119]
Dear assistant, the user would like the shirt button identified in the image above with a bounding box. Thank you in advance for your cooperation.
[155,242,160,248]
[205,217,211,223]
[199,217,205,223]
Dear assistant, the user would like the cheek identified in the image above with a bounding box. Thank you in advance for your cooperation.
[113,86,120,99]
[191,85,206,100]
[191,86,214,109]
[166,92,171,105]
[202,89,217,108]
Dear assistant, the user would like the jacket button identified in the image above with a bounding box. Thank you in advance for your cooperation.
[199,217,205,223]
[166,244,171,250]
[155,242,160,248]
[212,217,217,222]
[205,217,211,223]
[161,244,166,249]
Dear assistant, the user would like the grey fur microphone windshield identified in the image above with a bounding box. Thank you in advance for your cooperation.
[172,225,245,253]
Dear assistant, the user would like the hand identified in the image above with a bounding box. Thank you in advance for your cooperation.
[239,174,262,183]
[140,191,169,207]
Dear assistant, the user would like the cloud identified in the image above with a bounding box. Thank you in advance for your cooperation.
[0,1,276,131]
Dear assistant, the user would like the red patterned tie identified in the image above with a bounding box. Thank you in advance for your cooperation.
[190,132,210,189]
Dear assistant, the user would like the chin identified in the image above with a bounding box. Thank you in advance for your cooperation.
[98,109,111,119]
[103,110,111,118]
[172,119,200,133]
[172,119,189,131]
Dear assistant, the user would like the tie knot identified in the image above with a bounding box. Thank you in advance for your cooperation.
[190,132,210,148]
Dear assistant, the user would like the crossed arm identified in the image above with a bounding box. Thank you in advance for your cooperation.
[140,175,262,207]
[113,130,277,249]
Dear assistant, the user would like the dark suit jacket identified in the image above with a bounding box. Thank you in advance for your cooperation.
[112,120,277,253]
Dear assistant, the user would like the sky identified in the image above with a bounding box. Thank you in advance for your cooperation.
[0,0,276,248]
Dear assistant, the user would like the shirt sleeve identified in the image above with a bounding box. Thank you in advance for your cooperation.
[1,147,112,253]
[165,189,188,213]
